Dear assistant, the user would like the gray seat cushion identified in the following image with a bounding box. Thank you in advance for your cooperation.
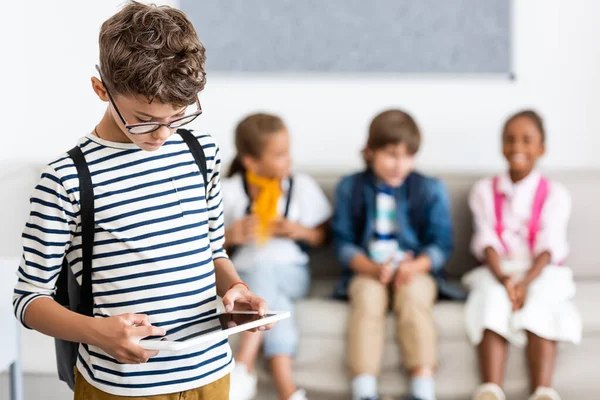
[300,279,600,340]
[291,336,600,400]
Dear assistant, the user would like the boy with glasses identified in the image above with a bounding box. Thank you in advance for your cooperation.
[12,2,270,399]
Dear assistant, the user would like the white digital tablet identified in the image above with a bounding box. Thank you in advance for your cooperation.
[139,310,290,352]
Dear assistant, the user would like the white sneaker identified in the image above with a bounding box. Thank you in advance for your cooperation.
[529,387,561,400]
[229,363,257,400]
[288,389,308,400]
[473,383,506,400]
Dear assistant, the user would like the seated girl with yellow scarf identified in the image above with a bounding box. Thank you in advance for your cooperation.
[223,113,332,400]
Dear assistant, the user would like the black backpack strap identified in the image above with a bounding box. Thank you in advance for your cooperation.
[283,177,293,218]
[350,172,367,245]
[405,171,426,240]
[284,177,308,252]
[242,174,251,215]
[54,260,70,306]
[177,129,208,199]
[67,146,94,317]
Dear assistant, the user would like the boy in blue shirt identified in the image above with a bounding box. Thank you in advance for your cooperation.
[332,109,456,400]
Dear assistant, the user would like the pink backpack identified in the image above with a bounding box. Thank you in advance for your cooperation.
[492,176,549,255]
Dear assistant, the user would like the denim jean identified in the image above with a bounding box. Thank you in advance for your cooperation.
[238,264,310,357]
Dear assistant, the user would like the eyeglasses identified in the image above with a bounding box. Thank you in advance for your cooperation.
[95,65,202,135]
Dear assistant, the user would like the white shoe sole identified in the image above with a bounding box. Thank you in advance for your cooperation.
[475,393,503,400]
[529,387,561,400]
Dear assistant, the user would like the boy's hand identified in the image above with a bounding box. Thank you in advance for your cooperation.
[92,313,165,364]
[513,281,528,311]
[394,253,419,287]
[271,217,306,241]
[222,284,276,332]
[227,216,258,246]
[377,257,395,285]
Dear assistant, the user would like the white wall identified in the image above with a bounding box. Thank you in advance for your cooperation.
[1,0,600,374]
[202,0,600,172]
[2,0,600,173]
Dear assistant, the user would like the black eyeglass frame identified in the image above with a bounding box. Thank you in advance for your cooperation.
[95,65,202,135]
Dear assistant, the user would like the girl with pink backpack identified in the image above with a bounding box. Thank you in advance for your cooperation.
[462,110,582,400]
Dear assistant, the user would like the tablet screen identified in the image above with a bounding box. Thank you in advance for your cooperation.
[218,312,278,330]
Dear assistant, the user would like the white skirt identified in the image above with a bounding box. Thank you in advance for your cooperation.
[462,261,582,347]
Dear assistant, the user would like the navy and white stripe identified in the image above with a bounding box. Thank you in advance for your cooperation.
[368,185,400,264]
[13,132,233,396]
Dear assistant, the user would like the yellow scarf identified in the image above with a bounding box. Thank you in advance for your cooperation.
[246,171,282,244]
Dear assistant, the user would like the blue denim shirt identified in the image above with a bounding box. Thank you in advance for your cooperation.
[331,170,464,300]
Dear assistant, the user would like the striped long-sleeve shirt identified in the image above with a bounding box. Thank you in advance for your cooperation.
[13,132,234,396]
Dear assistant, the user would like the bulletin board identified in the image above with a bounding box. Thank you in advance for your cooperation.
[182,0,512,75]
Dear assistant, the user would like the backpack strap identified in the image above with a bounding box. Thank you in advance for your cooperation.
[283,177,309,252]
[529,177,549,254]
[283,177,294,218]
[492,176,510,254]
[177,129,208,199]
[242,174,252,215]
[67,146,95,317]
[350,172,368,245]
[405,172,427,239]
[492,175,549,255]
[54,260,70,306]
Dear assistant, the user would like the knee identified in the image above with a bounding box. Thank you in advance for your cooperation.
[394,274,436,311]
[349,276,389,316]
[263,319,298,358]
[482,328,507,343]
[526,331,556,346]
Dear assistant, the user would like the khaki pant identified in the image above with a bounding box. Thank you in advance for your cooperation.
[74,369,230,400]
[347,274,438,376]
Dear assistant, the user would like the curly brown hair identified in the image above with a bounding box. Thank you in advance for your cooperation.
[99,1,206,107]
